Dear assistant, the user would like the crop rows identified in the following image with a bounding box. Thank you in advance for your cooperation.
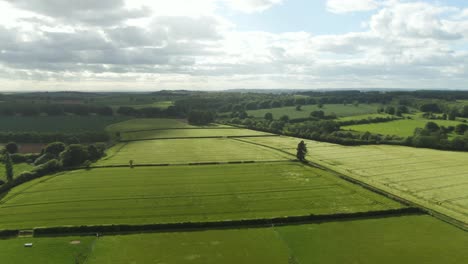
[242,136,468,225]
[97,138,291,166]
[0,162,402,230]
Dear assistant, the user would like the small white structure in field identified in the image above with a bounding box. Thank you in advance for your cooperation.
[24,243,33,247]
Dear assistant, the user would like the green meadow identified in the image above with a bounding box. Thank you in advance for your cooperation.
[98,138,290,166]
[120,128,273,141]
[2,215,466,264]
[343,118,464,137]
[0,162,402,230]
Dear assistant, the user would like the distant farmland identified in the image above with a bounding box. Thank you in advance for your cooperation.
[343,118,464,137]
[247,104,380,119]
[0,116,128,133]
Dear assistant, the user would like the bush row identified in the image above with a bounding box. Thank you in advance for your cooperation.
[0,132,109,144]
[0,159,62,194]
[33,207,422,236]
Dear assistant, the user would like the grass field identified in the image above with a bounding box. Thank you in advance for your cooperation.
[3,215,466,264]
[247,104,379,119]
[241,136,468,225]
[0,162,403,229]
[343,118,463,137]
[0,236,95,264]
[98,138,290,165]
[0,163,34,182]
[0,116,128,133]
[120,128,273,141]
[106,118,196,133]
[277,215,468,264]
[87,228,288,264]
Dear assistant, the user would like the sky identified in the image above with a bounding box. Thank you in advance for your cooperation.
[1,0,468,92]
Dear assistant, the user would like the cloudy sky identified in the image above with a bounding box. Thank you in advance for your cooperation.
[1,0,468,91]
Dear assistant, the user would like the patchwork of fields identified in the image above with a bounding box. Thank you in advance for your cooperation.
[241,136,468,226]
[2,215,467,264]
[343,118,464,137]
[1,117,467,263]
[247,104,380,119]
[0,162,402,229]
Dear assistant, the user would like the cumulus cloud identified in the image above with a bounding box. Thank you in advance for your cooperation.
[0,0,468,91]
[5,0,149,25]
[327,0,379,14]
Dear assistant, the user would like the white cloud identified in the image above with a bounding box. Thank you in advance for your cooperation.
[223,0,283,13]
[327,0,379,14]
[0,0,468,91]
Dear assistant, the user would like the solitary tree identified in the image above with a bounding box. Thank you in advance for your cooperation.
[296,141,308,162]
[4,152,13,182]
[264,112,273,121]
[5,142,18,154]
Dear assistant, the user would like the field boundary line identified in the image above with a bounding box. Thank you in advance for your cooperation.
[25,208,423,238]
[71,160,295,171]
[119,134,280,142]
[121,127,243,134]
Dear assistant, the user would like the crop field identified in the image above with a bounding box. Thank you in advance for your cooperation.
[0,163,34,182]
[98,138,290,165]
[343,118,463,137]
[3,215,466,264]
[0,116,128,133]
[120,128,274,141]
[0,162,402,229]
[241,136,468,225]
[247,104,379,119]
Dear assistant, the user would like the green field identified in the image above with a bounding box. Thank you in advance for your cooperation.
[120,128,273,141]
[3,215,466,264]
[106,118,196,133]
[98,138,290,165]
[0,162,402,229]
[338,113,396,121]
[0,236,95,264]
[277,215,468,264]
[0,163,34,182]
[241,136,468,225]
[247,104,379,119]
[343,118,463,137]
[0,116,128,133]
[87,228,288,264]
